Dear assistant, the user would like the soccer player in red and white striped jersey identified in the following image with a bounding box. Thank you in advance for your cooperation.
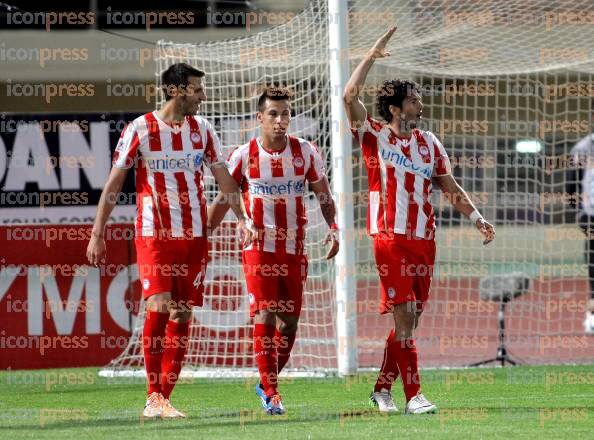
[208,87,339,415]
[86,63,255,418]
[344,27,495,414]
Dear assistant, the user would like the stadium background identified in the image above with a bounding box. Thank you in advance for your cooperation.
[1,0,593,374]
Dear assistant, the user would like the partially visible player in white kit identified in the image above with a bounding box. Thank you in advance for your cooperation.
[86,63,254,418]
[344,27,495,414]
[568,132,594,333]
[208,87,339,415]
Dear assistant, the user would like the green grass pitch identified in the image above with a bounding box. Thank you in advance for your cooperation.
[1,365,593,439]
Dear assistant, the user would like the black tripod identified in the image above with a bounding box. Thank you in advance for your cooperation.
[469,298,519,367]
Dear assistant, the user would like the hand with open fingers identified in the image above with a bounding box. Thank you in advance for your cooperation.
[369,26,397,59]
[238,218,257,248]
[476,218,495,245]
[323,228,340,260]
[86,235,106,267]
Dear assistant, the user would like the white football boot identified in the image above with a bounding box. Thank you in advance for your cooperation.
[161,398,186,418]
[370,388,399,413]
[404,392,437,414]
[143,392,163,418]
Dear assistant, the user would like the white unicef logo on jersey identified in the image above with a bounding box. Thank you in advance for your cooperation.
[419,145,429,156]
[387,287,396,299]
[143,279,150,290]
[293,157,304,168]
[190,132,201,144]
[248,293,255,305]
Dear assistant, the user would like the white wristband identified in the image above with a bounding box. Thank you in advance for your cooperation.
[469,210,483,223]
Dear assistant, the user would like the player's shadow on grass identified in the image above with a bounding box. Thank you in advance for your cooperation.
[7,406,594,431]
[4,409,388,431]
[22,384,142,396]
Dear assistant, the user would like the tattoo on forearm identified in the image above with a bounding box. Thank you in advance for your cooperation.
[320,199,336,228]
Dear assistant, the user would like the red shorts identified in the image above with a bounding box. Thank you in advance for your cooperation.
[373,233,436,314]
[135,237,208,308]
[242,250,308,318]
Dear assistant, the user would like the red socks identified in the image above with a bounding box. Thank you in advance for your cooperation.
[276,330,296,374]
[374,329,400,392]
[394,338,421,401]
[375,330,421,401]
[254,324,278,397]
[142,311,190,399]
[161,320,190,399]
[253,326,295,396]
[143,310,169,395]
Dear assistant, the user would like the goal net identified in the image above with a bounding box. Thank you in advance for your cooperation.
[102,0,594,377]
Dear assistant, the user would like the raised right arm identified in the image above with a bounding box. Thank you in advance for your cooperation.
[343,26,397,129]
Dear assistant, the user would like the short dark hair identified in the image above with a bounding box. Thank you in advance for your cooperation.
[161,62,205,101]
[377,79,421,122]
[257,86,293,111]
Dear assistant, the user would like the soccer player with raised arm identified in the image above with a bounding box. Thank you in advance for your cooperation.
[86,63,254,418]
[343,27,495,414]
[207,87,339,415]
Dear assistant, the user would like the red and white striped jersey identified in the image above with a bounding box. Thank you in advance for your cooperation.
[227,135,326,255]
[112,111,224,238]
[352,116,451,240]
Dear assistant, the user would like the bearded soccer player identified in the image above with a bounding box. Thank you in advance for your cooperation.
[344,27,495,414]
[86,63,254,418]
[208,87,339,415]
